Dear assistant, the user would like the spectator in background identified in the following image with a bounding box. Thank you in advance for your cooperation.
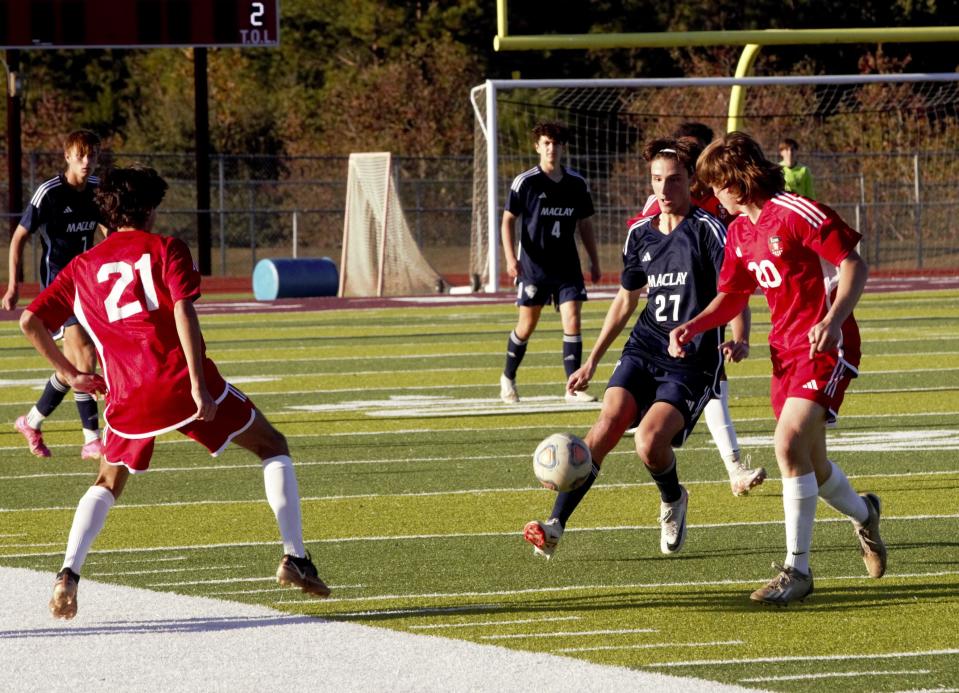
[779,137,815,198]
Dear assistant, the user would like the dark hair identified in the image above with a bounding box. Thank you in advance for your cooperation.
[94,166,169,230]
[531,121,569,144]
[63,130,101,157]
[642,136,702,177]
[697,132,784,205]
[672,122,714,147]
[778,137,799,151]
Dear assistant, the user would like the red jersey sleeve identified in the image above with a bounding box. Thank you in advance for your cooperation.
[799,207,862,266]
[718,222,758,295]
[27,261,77,332]
[164,238,201,303]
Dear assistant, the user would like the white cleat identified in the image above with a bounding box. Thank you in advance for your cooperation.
[659,486,689,554]
[564,389,597,404]
[523,518,564,559]
[727,455,768,496]
[500,374,519,403]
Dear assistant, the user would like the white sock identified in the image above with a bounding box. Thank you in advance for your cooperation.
[705,381,740,466]
[263,455,306,558]
[781,473,818,575]
[62,485,115,574]
[82,428,101,444]
[26,406,46,431]
[818,460,869,524]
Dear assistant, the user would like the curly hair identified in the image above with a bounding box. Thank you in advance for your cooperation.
[94,166,169,230]
[63,130,101,157]
[696,132,784,205]
[531,121,570,144]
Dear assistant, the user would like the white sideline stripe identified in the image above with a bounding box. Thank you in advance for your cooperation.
[85,555,188,565]
[1,567,752,693]
[329,605,504,619]
[272,570,959,606]
[213,585,364,596]
[481,628,657,640]
[4,516,959,559]
[739,669,931,682]
[559,640,744,653]
[149,575,277,587]
[0,533,26,538]
[409,616,581,630]
[88,564,244,578]
[645,649,959,668]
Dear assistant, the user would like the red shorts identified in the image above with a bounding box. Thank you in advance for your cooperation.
[102,384,257,473]
[770,348,859,425]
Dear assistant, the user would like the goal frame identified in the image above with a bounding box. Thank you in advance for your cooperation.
[470,72,959,292]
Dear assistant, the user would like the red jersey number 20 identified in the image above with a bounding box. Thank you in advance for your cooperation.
[97,254,160,323]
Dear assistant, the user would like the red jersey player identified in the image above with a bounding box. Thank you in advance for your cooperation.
[20,166,331,619]
[626,123,763,498]
[669,132,887,606]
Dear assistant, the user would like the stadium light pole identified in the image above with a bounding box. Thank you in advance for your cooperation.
[3,49,23,238]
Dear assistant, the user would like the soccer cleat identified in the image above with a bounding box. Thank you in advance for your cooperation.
[500,374,519,403]
[276,553,331,598]
[49,568,80,620]
[659,485,689,554]
[80,438,104,461]
[15,416,51,458]
[854,493,887,578]
[564,389,597,404]
[523,518,564,560]
[727,455,768,496]
[750,563,814,606]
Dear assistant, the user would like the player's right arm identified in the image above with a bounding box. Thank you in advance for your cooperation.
[19,309,105,394]
[669,291,751,358]
[2,225,31,310]
[567,286,641,393]
[173,299,216,422]
[500,210,520,280]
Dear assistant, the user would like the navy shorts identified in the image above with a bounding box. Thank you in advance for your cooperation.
[51,315,81,341]
[515,278,587,307]
[607,351,717,447]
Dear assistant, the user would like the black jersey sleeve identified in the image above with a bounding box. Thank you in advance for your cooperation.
[620,221,647,291]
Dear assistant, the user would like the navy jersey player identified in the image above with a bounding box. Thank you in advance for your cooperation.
[499,121,601,405]
[523,137,749,560]
[3,130,104,460]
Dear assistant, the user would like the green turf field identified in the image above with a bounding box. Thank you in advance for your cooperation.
[2,289,958,691]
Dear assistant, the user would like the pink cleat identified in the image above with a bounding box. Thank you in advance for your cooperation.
[15,416,51,458]
[81,438,104,460]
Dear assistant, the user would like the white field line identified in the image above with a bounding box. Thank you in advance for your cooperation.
[84,555,188,565]
[559,640,745,653]
[480,628,657,640]
[271,570,959,606]
[644,649,959,668]
[0,533,26,538]
[3,515,958,560]
[149,575,277,586]
[409,616,582,630]
[88,564,245,578]
[326,605,505,619]
[739,669,932,683]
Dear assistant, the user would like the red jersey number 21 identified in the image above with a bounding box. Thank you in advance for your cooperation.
[97,254,160,322]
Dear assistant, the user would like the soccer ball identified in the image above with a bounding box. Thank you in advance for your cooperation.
[533,433,592,493]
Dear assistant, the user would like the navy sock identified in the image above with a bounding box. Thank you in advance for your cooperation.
[549,465,599,527]
[650,457,682,503]
[562,334,583,377]
[74,393,100,433]
[504,331,528,380]
[37,374,69,417]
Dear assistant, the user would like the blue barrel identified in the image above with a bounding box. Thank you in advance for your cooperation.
[252,258,339,300]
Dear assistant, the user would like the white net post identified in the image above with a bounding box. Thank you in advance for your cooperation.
[340,152,443,297]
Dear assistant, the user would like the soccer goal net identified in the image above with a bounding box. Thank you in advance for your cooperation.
[470,74,959,290]
[340,152,443,297]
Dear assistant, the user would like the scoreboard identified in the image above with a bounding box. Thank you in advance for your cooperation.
[0,0,279,48]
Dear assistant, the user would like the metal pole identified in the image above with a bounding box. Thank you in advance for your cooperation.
[485,81,500,292]
[218,155,226,275]
[194,47,212,275]
[292,210,298,258]
[914,153,922,269]
[5,50,23,239]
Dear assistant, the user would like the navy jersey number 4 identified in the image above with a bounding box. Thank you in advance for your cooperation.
[621,207,727,375]
[506,165,595,283]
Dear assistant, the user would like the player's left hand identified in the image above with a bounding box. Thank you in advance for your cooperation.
[720,339,750,363]
[808,319,841,359]
[192,387,217,421]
